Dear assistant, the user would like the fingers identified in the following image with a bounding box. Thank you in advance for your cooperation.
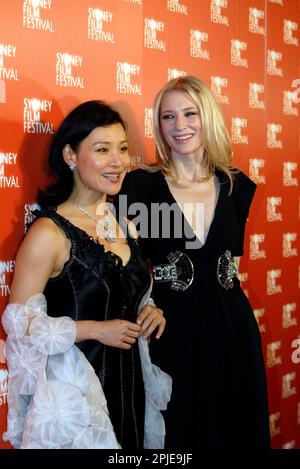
[137,306,165,340]
[143,315,165,340]
[155,317,166,339]
[123,335,137,345]
[140,309,157,334]
[127,322,142,333]
[127,329,140,338]
[118,321,140,349]
[137,306,163,326]
[136,305,155,325]
[119,320,141,348]
[116,334,136,349]
[99,314,166,351]
[120,342,131,350]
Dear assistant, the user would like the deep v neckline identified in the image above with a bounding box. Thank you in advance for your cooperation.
[159,171,223,249]
[53,210,134,268]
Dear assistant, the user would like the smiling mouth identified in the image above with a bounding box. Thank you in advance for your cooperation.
[173,133,194,142]
[102,172,123,182]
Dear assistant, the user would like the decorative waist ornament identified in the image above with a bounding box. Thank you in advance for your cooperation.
[153,251,194,292]
[217,250,238,290]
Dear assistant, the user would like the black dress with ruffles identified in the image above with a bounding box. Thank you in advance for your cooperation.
[32,208,152,449]
[116,169,270,449]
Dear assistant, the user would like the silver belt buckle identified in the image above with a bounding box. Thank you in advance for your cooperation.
[217,250,237,290]
[153,251,194,292]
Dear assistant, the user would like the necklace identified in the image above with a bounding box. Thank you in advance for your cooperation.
[71,201,117,243]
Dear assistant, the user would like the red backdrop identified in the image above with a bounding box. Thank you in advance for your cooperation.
[0,0,299,449]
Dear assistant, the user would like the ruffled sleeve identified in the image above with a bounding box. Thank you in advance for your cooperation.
[232,170,257,256]
[21,346,120,449]
[2,294,120,449]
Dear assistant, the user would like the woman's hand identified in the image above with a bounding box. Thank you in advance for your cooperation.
[89,319,141,350]
[136,305,166,340]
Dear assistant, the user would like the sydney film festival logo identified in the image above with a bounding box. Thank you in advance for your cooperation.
[190,30,210,60]
[283,233,297,257]
[23,98,54,134]
[129,156,141,171]
[267,123,282,149]
[24,203,40,232]
[250,234,266,260]
[269,412,281,438]
[144,108,154,139]
[249,8,265,35]
[283,90,298,116]
[267,270,282,295]
[283,162,298,186]
[167,0,188,15]
[87,8,114,43]
[282,373,296,399]
[56,52,84,88]
[0,44,19,81]
[116,62,142,95]
[23,0,54,31]
[168,69,187,81]
[267,342,282,367]
[283,20,299,46]
[267,197,282,222]
[211,76,229,105]
[231,118,248,144]
[210,0,229,25]
[144,18,166,51]
[249,159,266,184]
[267,50,283,76]
[0,151,20,189]
[0,369,8,406]
[0,260,15,297]
[231,40,248,68]
[282,303,297,329]
[249,83,265,109]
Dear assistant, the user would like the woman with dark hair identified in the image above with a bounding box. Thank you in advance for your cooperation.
[37,100,127,208]
[118,77,270,448]
[2,100,171,449]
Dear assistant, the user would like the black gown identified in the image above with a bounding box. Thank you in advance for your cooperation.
[32,208,152,449]
[117,169,270,449]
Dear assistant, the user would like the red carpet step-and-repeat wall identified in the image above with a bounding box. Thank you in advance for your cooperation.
[0,0,299,449]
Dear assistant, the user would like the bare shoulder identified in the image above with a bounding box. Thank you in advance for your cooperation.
[17,217,65,262]
[9,217,68,303]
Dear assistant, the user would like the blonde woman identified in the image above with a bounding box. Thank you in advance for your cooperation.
[117,76,270,448]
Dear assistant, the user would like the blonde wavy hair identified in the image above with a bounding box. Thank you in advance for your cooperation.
[149,75,234,188]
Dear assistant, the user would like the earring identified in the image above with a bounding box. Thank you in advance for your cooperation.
[68,163,76,171]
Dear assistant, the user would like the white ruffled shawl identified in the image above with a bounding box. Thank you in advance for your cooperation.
[1,290,172,449]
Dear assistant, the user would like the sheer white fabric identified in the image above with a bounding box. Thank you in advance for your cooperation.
[137,281,172,449]
[29,316,77,355]
[2,289,172,449]
[21,346,119,449]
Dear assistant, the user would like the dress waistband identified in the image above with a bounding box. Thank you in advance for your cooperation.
[152,250,238,292]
